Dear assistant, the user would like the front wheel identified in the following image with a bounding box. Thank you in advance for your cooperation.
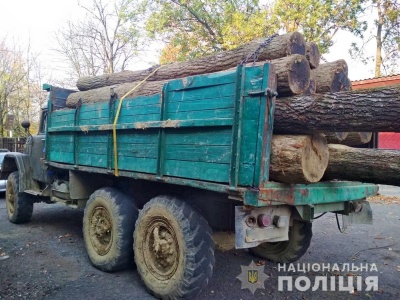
[6,171,33,224]
[134,195,215,299]
[250,219,312,263]
[83,187,138,272]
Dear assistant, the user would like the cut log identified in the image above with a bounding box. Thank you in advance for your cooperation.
[67,80,168,106]
[270,134,329,183]
[273,54,310,96]
[325,132,349,143]
[273,86,400,133]
[324,144,400,186]
[335,132,373,146]
[76,32,306,91]
[311,60,351,93]
[305,42,320,69]
[67,55,310,106]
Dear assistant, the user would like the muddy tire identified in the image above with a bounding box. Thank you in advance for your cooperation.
[250,220,312,263]
[134,195,215,299]
[83,187,138,272]
[6,171,33,224]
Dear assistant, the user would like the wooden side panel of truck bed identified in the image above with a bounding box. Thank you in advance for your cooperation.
[46,64,274,188]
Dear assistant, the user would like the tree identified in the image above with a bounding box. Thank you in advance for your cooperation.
[0,38,45,137]
[144,0,272,63]
[350,0,399,77]
[271,0,366,54]
[55,0,142,80]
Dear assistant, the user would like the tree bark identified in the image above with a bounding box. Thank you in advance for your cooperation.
[67,80,169,106]
[76,32,306,91]
[305,42,320,69]
[273,55,310,96]
[311,60,351,93]
[327,132,373,146]
[270,134,329,184]
[323,144,400,186]
[67,55,310,106]
[273,86,400,133]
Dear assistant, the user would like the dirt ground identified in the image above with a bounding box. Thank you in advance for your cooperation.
[0,186,399,299]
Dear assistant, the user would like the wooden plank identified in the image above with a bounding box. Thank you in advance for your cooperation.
[165,145,231,164]
[48,134,74,142]
[121,94,161,108]
[77,153,108,168]
[167,82,236,103]
[118,132,159,144]
[166,96,234,113]
[166,70,237,91]
[117,156,157,173]
[164,160,229,183]
[117,143,158,158]
[165,128,232,146]
[118,113,161,124]
[79,117,110,126]
[166,108,234,120]
[48,151,74,164]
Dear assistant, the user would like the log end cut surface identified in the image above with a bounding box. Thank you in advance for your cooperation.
[301,134,329,182]
[270,134,329,183]
[288,32,306,56]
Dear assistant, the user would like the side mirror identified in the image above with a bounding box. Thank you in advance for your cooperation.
[21,120,31,131]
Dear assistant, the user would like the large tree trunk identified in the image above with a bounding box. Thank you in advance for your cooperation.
[67,80,168,106]
[305,42,320,69]
[273,55,310,96]
[67,55,310,106]
[76,32,306,91]
[273,86,400,133]
[324,144,400,186]
[311,60,351,93]
[270,134,329,183]
[326,132,373,146]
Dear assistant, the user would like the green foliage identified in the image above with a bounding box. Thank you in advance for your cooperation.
[271,0,367,53]
[144,0,273,63]
[141,0,368,62]
[350,0,399,76]
[0,38,44,137]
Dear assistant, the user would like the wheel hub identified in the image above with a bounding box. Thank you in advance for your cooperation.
[89,206,113,255]
[144,218,179,280]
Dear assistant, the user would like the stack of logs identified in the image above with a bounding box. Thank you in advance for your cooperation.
[67,32,400,186]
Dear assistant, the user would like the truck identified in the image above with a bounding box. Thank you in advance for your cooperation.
[1,63,378,299]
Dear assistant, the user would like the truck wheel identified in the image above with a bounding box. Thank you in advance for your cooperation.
[83,187,138,272]
[250,220,312,263]
[6,171,33,224]
[134,195,215,299]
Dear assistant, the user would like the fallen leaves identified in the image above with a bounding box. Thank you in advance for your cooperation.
[367,195,400,204]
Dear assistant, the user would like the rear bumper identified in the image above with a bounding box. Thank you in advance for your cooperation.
[244,181,379,207]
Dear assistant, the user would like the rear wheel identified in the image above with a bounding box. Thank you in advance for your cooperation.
[134,195,215,299]
[83,187,138,272]
[6,171,33,224]
[250,220,312,263]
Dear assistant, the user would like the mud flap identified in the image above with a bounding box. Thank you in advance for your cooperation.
[235,206,291,249]
[343,201,373,229]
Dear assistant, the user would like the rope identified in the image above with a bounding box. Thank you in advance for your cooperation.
[112,65,163,176]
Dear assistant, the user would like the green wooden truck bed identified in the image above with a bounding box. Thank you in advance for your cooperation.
[45,63,377,208]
